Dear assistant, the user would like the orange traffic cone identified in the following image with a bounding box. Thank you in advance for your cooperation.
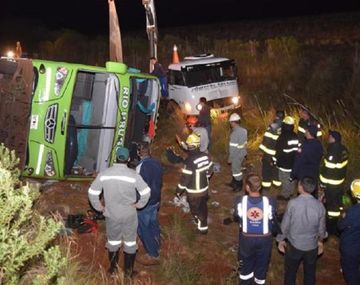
[172,44,180,64]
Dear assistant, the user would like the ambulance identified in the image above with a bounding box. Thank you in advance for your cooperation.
[167,54,240,115]
[0,58,161,179]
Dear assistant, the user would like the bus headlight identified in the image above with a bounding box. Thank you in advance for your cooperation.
[185,102,192,112]
[232,96,239,105]
[44,151,56,177]
[54,67,68,96]
[6,51,15,58]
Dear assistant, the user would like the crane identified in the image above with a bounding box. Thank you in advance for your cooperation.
[142,0,158,72]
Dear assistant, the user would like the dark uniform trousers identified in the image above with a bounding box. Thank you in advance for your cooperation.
[261,156,280,189]
[187,194,208,231]
[239,234,272,285]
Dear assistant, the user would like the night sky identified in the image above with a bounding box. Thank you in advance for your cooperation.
[1,0,360,36]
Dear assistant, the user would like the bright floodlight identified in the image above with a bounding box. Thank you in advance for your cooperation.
[7,51,15,58]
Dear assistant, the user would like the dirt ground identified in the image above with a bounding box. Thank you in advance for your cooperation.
[33,107,345,285]
[35,151,346,285]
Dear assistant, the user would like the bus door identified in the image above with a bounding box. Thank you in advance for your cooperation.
[65,71,118,176]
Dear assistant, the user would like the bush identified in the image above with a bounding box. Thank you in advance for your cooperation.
[0,144,65,285]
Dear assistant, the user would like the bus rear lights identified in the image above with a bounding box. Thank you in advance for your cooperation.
[44,151,56,177]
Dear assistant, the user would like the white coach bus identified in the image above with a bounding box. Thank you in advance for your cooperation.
[167,54,240,115]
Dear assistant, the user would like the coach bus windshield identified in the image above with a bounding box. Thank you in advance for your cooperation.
[182,60,237,88]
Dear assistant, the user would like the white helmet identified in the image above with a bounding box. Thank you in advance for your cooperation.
[229,113,241,122]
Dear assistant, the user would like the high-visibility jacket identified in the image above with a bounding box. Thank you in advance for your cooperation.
[274,125,299,172]
[320,142,349,188]
[176,150,213,195]
[235,195,275,236]
[228,125,247,163]
[259,125,281,158]
[298,118,322,145]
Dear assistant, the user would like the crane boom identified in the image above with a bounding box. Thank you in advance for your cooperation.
[142,0,158,71]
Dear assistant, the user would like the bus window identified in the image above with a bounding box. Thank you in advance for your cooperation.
[66,72,118,176]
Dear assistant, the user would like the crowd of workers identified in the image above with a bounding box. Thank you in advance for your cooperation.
[87,98,359,285]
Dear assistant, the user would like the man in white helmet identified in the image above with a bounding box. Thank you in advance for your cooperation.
[338,179,360,285]
[228,113,247,192]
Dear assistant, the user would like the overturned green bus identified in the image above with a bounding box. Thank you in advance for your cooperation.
[0,58,161,179]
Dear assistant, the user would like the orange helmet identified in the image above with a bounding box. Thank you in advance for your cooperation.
[186,116,198,126]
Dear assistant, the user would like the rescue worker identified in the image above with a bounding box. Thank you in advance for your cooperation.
[197,97,212,146]
[291,124,323,197]
[88,147,150,277]
[234,173,276,285]
[259,110,284,191]
[274,116,299,200]
[150,57,168,98]
[228,113,247,192]
[338,179,360,285]
[320,130,349,234]
[136,142,163,265]
[176,116,209,153]
[176,133,213,234]
[297,107,322,145]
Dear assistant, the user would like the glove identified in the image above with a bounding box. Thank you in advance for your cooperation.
[317,241,324,255]
[278,240,287,253]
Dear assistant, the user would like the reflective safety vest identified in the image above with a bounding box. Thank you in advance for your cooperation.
[177,150,213,194]
[238,196,273,235]
[298,119,322,145]
[259,126,280,157]
[320,143,349,188]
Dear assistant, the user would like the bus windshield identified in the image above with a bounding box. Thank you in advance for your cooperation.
[182,60,237,87]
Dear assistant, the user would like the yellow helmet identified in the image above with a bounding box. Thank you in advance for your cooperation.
[351,179,360,199]
[283,116,295,125]
[186,133,201,148]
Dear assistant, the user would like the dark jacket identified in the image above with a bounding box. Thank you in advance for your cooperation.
[338,204,360,255]
[137,156,163,206]
[176,149,213,196]
[259,121,281,159]
[320,142,349,188]
[274,124,299,171]
[291,138,323,181]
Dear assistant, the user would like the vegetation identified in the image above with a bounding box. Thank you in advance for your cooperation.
[0,144,65,285]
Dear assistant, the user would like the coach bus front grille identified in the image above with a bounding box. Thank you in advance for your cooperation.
[44,104,58,143]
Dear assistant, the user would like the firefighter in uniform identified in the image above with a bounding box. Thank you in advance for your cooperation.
[338,179,360,285]
[228,113,247,192]
[88,147,150,277]
[234,173,276,285]
[176,116,209,153]
[320,130,349,234]
[274,116,299,200]
[176,133,213,234]
[259,110,284,191]
[297,107,322,145]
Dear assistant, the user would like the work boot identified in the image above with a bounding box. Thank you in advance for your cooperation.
[108,250,119,275]
[233,180,243,192]
[227,177,236,189]
[136,253,160,266]
[124,252,136,277]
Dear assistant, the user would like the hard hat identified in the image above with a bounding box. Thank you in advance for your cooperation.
[229,113,241,122]
[283,116,295,125]
[186,133,201,148]
[186,116,198,126]
[116,147,129,161]
[351,179,360,199]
